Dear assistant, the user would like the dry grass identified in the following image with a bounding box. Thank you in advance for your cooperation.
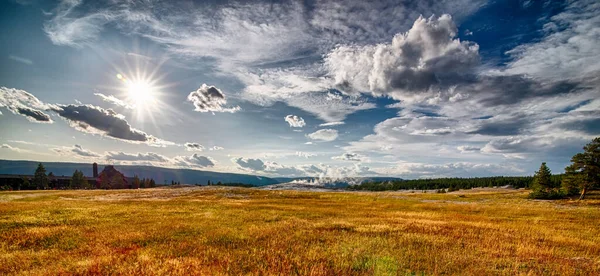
[1,187,599,275]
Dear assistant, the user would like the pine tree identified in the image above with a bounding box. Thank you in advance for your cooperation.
[529,162,561,199]
[70,170,88,189]
[48,172,56,189]
[149,179,156,188]
[21,177,30,190]
[133,175,140,189]
[561,172,583,196]
[33,163,49,190]
[532,162,552,192]
[562,137,600,200]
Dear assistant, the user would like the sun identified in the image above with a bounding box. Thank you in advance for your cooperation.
[127,80,154,105]
[117,74,157,109]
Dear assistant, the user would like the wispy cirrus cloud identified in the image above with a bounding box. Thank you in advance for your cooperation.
[94,93,133,109]
[8,55,33,65]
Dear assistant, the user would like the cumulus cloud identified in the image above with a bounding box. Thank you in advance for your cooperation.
[231,157,266,171]
[52,147,217,168]
[307,129,338,142]
[187,84,240,113]
[184,142,205,151]
[296,151,316,158]
[457,145,481,153]
[284,115,306,127]
[105,151,170,162]
[332,153,367,162]
[375,162,526,179]
[0,87,53,123]
[325,14,479,100]
[209,146,224,151]
[53,144,101,158]
[50,104,168,145]
[174,154,215,168]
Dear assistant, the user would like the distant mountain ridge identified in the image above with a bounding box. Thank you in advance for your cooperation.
[0,160,278,186]
[0,160,403,188]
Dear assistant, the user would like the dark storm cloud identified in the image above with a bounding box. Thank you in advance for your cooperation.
[467,116,530,136]
[16,107,52,122]
[51,104,156,143]
[471,75,578,107]
[558,117,600,135]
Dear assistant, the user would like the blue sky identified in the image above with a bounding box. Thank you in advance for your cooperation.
[1,0,599,179]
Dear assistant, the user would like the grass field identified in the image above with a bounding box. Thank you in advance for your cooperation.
[1,187,599,275]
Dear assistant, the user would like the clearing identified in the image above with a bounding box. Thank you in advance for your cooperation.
[1,187,599,275]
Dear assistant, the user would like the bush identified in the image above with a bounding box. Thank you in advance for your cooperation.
[528,190,565,200]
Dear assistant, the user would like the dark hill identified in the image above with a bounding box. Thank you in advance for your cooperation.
[0,160,278,186]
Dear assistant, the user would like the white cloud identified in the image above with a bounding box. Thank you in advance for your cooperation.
[43,0,115,47]
[325,14,479,101]
[374,162,526,179]
[209,146,224,151]
[0,87,53,123]
[1,144,22,152]
[307,129,339,142]
[457,145,481,153]
[332,152,367,162]
[53,144,101,158]
[187,84,240,113]
[8,55,33,65]
[105,151,170,163]
[504,0,600,81]
[319,121,345,127]
[184,142,205,152]
[173,154,215,168]
[94,93,133,109]
[284,115,306,128]
[231,157,266,171]
[296,151,316,158]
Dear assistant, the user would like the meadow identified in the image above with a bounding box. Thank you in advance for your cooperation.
[1,187,599,275]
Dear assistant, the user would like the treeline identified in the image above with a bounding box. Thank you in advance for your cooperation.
[0,163,157,190]
[347,175,562,191]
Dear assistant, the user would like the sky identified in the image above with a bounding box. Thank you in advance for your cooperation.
[0,0,599,179]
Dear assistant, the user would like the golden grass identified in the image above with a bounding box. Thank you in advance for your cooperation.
[1,187,599,275]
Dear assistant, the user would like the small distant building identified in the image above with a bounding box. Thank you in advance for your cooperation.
[93,162,98,178]
[97,165,129,189]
